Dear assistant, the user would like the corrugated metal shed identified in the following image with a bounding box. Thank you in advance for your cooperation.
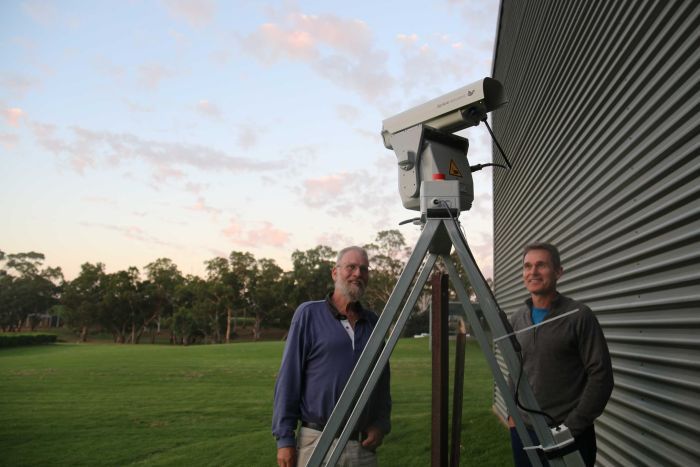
[490,0,700,465]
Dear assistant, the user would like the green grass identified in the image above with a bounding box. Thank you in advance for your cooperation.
[0,339,511,466]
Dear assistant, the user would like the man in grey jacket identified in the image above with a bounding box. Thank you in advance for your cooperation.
[509,242,614,467]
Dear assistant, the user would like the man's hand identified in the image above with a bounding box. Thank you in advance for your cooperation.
[277,446,296,467]
[361,426,385,451]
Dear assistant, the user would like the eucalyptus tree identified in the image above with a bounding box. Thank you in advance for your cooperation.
[363,230,412,314]
[249,258,284,340]
[171,275,213,345]
[99,267,149,343]
[205,256,242,343]
[289,245,336,306]
[143,258,183,343]
[0,251,63,331]
[62,263,106,341]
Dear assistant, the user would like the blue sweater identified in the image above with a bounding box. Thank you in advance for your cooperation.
[272,298,392,448]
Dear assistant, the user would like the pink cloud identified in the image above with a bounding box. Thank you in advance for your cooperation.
[188,196,221,217]
[3,108,25,127]
[222,220,290,248]
[238,7,393,102]
[301,174,349,207]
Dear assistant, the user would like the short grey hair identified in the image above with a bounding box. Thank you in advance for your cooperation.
[336,246,369,265]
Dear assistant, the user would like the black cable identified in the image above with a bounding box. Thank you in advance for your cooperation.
[470,162,507,172]
[398,217,421,225]
[481,117,513,169]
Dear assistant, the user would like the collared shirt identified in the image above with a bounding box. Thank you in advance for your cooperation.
[272,296,392,449]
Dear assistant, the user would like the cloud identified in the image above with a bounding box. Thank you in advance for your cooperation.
[236,125,259,149]
[238,6,394,103]
[161,0,216,28]
[195,99,222,119]
[3,108,26,127]
[315,232,356,251]
[300,173,348,207]
[335,104,360,123]
[188,196,222,217]
[82,196,117,205]
[0,73,40,98]
[123,98,154,113]
[92,55,126,81]
[22,0,59,25]
[297,163,398,223]
[82,222,181,249]
[28,121,291,179]
[222,220,291,248]
[0,132,20,150]
[138,63,176,90]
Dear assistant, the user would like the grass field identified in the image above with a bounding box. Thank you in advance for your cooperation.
[0,338,511,466]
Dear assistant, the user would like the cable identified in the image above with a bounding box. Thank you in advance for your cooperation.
[398,217,421,225]
[481,117,513,169]
[470,162,507,172]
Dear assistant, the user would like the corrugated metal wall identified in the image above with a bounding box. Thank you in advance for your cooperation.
[490,0,700,465]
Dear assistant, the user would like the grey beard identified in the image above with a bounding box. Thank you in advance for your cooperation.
[337,281,365,302]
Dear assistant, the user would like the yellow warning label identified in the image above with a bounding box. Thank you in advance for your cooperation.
[449,160,463,178]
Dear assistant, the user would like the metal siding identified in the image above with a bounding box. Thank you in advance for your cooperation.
[491,0,700,465]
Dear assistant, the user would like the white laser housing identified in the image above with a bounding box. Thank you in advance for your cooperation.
[381,77,507,212]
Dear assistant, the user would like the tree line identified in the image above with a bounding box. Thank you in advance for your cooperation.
[1,230,445,344]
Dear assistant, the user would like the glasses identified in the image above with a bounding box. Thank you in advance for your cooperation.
[338,263,370,274]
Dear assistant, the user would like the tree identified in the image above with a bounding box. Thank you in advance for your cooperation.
[363,230,411,313]
[205,256,242,343]
[228,251,257,338]
[99,267,149,343]
[289,245,336,306]
[249,258,284,340]
[144,258,183,343]
[170,275,215,345]
[0,252,63,331]
[62,263,106,341]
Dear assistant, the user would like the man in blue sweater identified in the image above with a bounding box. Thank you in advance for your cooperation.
[509,242,614,467]
[272,246,391,467]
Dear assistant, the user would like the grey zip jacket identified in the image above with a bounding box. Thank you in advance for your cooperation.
[510,293,614,436]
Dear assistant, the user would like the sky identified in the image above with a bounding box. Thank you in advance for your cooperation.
[1,0,501,281]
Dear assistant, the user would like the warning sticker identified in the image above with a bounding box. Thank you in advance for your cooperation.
[449,160,463,178]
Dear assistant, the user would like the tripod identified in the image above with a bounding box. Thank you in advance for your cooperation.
[305,214,585,467]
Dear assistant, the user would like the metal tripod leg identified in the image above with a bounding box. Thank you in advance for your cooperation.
[305,218,583,467]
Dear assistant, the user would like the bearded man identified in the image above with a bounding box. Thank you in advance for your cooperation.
[272,246,392,467]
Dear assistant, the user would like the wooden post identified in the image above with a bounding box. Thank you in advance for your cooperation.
[431,272,449,467]
[450,319,467,467]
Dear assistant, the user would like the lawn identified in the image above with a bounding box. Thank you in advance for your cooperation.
[0,338,511,466]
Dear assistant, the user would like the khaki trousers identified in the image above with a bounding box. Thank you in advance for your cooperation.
[296,426,378,467]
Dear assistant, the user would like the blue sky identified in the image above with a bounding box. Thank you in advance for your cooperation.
[1,0,500,280]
